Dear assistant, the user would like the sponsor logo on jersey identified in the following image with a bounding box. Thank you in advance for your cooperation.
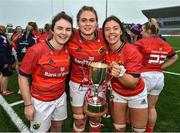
[44,71,69,77]
[60,67,65,72]
[98,46,105,54]
[76,47,83,52]
[49,59,55,64]
[74,57,96,66]
[151,50,168,54]
[19,42,29,45]
[89,56,94,61]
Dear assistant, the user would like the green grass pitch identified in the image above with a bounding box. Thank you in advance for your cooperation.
[0,36,180,132]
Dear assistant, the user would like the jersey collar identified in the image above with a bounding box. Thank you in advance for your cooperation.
[112,41,126,53]
[46,39,55,51]
[79,30,98,41]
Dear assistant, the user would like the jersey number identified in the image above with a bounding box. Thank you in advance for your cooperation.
[148,54,167,64]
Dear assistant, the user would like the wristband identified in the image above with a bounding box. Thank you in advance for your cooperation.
[118,66,126,78]
[24,103,32,107]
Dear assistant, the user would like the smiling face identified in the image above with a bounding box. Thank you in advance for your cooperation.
[52,18,72,46]
[78,11,98,40]
[104,20,122,46]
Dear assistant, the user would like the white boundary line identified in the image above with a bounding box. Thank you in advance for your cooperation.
[164,71,180,76]
[10,100,24,107]
[0,95,30,132]
[176,50,180,53]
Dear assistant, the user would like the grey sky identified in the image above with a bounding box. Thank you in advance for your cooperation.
[0,0,180,28]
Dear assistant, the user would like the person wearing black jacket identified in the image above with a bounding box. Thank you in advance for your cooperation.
[16,25,35,63]
[0,25,15,95]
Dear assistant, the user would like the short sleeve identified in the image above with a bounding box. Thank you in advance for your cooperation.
[19,45,39,74]
[125,46,143,74]
[135,39,144,54]
[165,42,176,58]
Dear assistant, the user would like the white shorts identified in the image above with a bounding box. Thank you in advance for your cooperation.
[30,92,67,132]
[141,71,164,95]
[69,80,88,107]
[111,88,148,109]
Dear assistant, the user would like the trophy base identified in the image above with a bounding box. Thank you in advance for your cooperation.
[84,101,108,117]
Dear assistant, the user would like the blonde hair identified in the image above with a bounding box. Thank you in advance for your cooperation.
[144,18,159,35]
[0,25,6,34]
[26,25,33,32]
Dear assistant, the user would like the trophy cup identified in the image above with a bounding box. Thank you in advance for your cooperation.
[84,62,108,117]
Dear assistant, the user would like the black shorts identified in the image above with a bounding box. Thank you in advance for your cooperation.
[0,64,3,71]
[0,65,13,77]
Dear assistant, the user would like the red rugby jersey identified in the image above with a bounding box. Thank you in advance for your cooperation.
[20,41,70,101]
[106,42,145,96]
[33,31,41,43]
[39,33,48,43]
[11,33,22,49]
[67,29,107,84]
[135,37,176,72]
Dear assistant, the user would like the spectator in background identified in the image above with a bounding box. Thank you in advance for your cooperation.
[28,21,41,43]
[125,24,142,44]
[39,23,52,43]
[16,25,36,89]
[150,18,166,41]
[11,26,23,49]
[11,26,23,73]
[0,25,15,96]
[130,24,142,43]
[18,11,73,132]
[135,18,178,132]
[16,25,35,64]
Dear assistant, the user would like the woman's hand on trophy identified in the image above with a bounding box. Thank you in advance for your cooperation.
[110,61,126,78]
